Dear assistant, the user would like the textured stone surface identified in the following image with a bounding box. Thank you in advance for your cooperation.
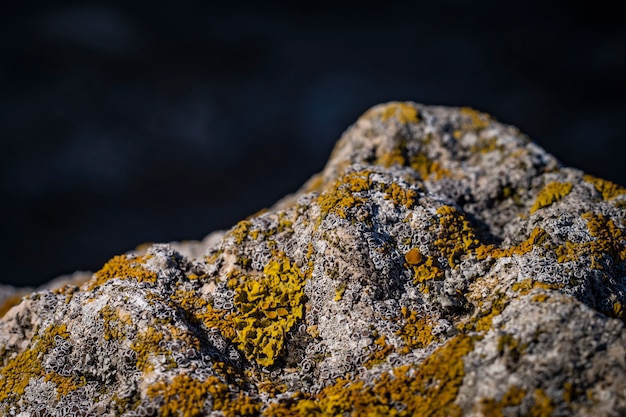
[1,102,625,416]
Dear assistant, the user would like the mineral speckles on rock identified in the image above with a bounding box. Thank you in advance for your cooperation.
[1,101,626,416]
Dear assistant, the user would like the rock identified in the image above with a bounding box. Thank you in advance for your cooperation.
[1,102,625,416]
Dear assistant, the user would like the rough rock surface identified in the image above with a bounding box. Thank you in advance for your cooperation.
[1,102,625,416]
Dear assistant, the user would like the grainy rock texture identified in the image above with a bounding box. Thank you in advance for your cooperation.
[1,102,626,416]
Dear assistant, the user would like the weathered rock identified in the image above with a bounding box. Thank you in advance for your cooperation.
[1,102,625,416]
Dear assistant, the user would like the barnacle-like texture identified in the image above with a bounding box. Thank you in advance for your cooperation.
[1,102,626,416]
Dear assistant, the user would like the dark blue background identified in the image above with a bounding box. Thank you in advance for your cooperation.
[1,1,624,286]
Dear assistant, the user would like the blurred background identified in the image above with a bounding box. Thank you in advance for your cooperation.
[1,1,624,287]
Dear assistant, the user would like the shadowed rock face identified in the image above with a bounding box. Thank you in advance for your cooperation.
[1,102,625,416]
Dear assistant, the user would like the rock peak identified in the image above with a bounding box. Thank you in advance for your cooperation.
[1,102,625,416]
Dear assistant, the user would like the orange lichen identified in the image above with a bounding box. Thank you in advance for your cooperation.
[583,174,626,200]
[396,307,437,353]
[380,102,419,124]
[87,254,157,290]
[405,248,423,265]
[530,182,573,214]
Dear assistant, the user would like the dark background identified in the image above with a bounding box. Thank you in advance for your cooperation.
[1,1,624,287]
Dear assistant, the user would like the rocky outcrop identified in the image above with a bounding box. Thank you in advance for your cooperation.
[1,102,625,416]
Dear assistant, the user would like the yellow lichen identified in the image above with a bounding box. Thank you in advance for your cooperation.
[364,335,394,368]
[384,182,417,209]
[334,282,347,301]
[44,372,87,398]
[583,174,626,200]
[147,374,259,417]
[606,302,625,323]
[316,170,371,221]
[396,307,437,353]
[476,227,548,260]
[172,289,237,341]
[100,305,129,341]
[228,220,252,245]
[530,182,573,214]
[87,254,157,290]
[530,388,554,417]
[380,102,419,124]
[266,334,473,417]
[378,144,407,168]
[583,212,626,266]
[551,212,626,270]
[470,137,503,154]
[434,206,480,268]
[406,252,444,287]
[555,241,581,263]
[496,334,527,361]
[532,293,550,303]
[477,385,526,417]
[131,326,166,373]
[232,254,305,367]
[0,324,70,402]
[460,107,491,131]
[563,382,579,404]
[429,209,548,264]
[258,378,288,397]
[306,325,319,339]
[461,292,507,333]
[410,152,451,180]
[511,278,556,295]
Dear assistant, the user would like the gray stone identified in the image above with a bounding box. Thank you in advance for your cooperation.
[1,102,625,416]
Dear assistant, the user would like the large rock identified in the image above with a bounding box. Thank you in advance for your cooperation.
[1,102,625,416]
